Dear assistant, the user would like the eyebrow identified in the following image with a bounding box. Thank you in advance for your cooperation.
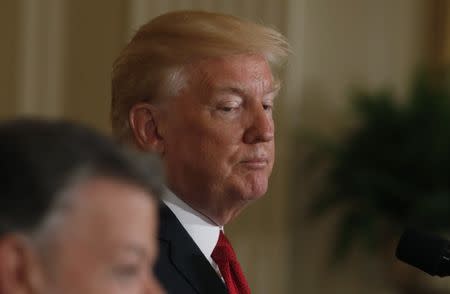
[119,243,147,258]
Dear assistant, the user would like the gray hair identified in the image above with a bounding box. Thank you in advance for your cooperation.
[0,119,164,244]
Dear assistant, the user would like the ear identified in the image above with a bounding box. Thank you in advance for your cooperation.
[0,235,45,294]
[129,103,165,154]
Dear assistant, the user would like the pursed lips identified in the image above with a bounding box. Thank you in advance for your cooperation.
[240,156,269,169]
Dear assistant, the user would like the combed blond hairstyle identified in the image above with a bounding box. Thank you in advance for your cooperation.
[111,10,290,142]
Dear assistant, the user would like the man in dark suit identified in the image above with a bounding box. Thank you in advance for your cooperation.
[111,10,290,294]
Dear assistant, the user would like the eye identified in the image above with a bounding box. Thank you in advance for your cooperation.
[217,100,241,113]
[263,102,273,112]
[219,106,237,112]
[113,264,140,278]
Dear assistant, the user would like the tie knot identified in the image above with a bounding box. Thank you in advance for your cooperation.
[211,231,237,264]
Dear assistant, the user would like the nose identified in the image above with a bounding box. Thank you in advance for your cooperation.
[243,105,274,144]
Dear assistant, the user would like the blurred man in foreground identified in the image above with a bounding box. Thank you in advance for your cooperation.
[111,10,289,293]
[0,119,164,294]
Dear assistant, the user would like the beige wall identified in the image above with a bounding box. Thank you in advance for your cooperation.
[0,1,434,293]
[0,0,20,118]
[63,0,128,132]
[443,0,450,64]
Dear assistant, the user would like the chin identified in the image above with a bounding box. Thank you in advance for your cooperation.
[227,173,271,201]
[241,182,269,201]
[248,189,268,200]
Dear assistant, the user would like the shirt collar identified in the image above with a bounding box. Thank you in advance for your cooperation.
[162,188,222,264]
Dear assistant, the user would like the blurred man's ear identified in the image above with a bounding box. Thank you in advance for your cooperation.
[0,235,44,294]
[129,103,165,154]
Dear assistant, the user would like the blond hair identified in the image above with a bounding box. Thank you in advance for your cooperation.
[111,10,290,142]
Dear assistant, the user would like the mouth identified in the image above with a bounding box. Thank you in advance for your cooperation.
[240,158,269,169]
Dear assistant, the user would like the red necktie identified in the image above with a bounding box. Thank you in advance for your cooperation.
[211,231,251,294]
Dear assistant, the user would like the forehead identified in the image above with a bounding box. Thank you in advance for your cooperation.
[57,177,156,240]
[191,54,275,93]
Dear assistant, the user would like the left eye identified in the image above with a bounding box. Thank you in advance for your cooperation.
[263,104,273,111]
[218,103,241,112]
[113,264,140,278]
[219,106,235,112]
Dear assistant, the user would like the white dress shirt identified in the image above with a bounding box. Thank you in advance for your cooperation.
[162,189,223,278]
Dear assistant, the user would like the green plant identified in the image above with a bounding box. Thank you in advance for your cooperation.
[303,68,450,261]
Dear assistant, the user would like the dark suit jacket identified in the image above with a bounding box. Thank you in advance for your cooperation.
[155,203,228,294]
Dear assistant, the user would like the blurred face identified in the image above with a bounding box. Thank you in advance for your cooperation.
[39,177,164,294]
[161,54,277,224]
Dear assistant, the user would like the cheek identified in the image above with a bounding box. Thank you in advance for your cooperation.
[190,137,240,177]
[203,131,242,172]
[171,122,241,164]
[44,237,107,293]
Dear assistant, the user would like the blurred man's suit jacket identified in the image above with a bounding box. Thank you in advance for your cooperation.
[155,203,228,294]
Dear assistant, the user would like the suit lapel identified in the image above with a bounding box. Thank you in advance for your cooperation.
[159,203,228,294]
